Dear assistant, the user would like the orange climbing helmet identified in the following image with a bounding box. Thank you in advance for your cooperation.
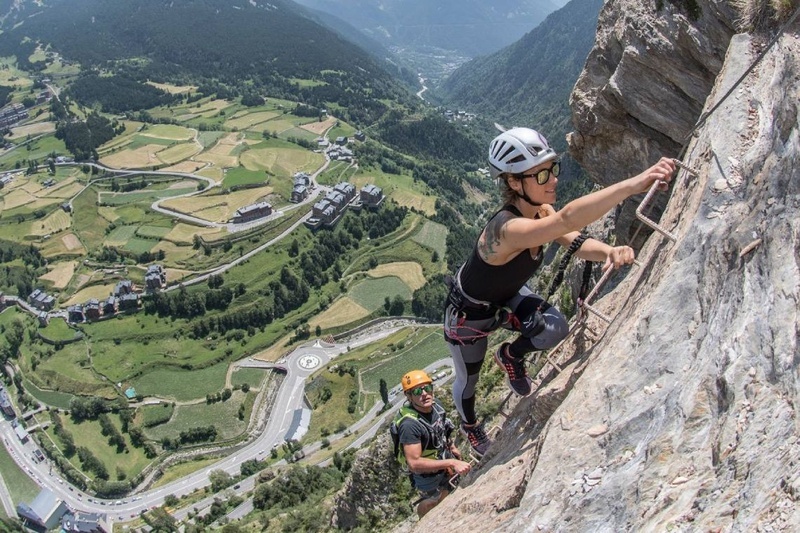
[400,370,432,392]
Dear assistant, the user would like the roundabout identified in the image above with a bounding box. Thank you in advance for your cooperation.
[298,354,321,370]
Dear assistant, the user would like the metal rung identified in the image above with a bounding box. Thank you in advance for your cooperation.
[635,158,698,243]
[580,260,642,324]
[636,181,677,242]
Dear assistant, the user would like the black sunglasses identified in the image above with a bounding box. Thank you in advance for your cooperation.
[409,384,433,396]
[520,161,560,185]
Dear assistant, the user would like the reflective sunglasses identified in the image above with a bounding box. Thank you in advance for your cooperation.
[520,161,560,185]
[409,384,433,396]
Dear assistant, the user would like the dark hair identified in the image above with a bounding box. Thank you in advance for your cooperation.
[498,173,520,205]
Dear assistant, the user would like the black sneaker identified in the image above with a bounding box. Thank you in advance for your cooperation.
[494,343,532,396]
[460,422,491,458]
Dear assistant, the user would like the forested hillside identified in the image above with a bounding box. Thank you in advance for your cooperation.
[0,0,416,124]
[438,0,604,152]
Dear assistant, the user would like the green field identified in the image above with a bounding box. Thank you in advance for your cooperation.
[143,390,251,441]
[98,187,195,206]
[348,277,412,311]
[44,413,152,481]
[230,367,268,389]
[131,362,229,402]
[222,167,267,188]
[38,317,81,343]
[139,403,175,427]
[412,219,448,257]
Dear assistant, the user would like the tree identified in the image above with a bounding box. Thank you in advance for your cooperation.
[379,378,389,405]
[208,469,233,492]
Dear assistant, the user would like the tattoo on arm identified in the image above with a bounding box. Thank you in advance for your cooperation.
[478,212,512,260]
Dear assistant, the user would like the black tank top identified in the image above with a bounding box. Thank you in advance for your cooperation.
[459,205,543,305]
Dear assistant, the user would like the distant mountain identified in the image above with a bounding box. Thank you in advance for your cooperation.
[437,0,604,153]
[0,0,417,121]
[290,0,569,57]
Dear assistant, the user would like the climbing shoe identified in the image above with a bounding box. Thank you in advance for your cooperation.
[460,422,491,458]
[494,343,532,396]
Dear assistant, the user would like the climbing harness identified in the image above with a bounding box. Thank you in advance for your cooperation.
[390,402,452,467]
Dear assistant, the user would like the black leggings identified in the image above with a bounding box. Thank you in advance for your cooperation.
[443,286,568,424]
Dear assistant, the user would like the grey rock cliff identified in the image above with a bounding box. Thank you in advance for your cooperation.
[394,1,800,532]
[568,0,737,247]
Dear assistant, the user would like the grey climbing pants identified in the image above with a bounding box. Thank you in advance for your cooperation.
[444,285,568,424]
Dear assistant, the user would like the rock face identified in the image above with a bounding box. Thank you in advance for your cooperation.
[390,1,800,532]
[331,433,412,530]
[568,0,737,247]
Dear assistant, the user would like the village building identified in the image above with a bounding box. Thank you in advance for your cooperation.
[354,130,366,142]
[17,489,69,530]
[114,280,134,297]
[119,292,140,311]
[293,172,312,188]
[0,102,28,129]
[14,422,29,443]
[335,136,348,146]
[333,182,356,202]
[145,265,167,291]
[291,185,309,203]
[61,511,110,533]
[84,298,101,321]
[67,304,85,323]
[28,289,56,311]
[328,146,354,162]
[37,311,49,327]
[360,184,385,209]
[231,201,273,224]
[305,181,356,229]
[316,137,330,149]
[103,296,117,316]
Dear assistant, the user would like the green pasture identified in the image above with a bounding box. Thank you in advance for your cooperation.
[38,317,80,343]
[136,225,172,239]
[112,204,150,225]
[98,186,195,206]
[45,413,152,481]
[139,403,175,427]
[123,236,158,254]
[126,135,176,150]
[30,343,111,394]
[327,122,356,141]
[0,444,40,506]
[139,124,195,141]
[130,362,229,402]
[303,369,362,443]
[0,134,67,172]
[24,378,76,410]
[222,167,267,188]
[72,186,111,250]
[143,390,251,442]
[198,131,227,148]
[105,225,137,245]
[230,367,267,389]
[411,219,448,257]
[279,127,318,142]
[349,277,412,311]
[288,78,327,88]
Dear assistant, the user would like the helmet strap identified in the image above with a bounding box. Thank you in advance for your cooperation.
[518,190,542,207]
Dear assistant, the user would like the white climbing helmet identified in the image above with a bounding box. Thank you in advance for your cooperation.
[488,127,558,179]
